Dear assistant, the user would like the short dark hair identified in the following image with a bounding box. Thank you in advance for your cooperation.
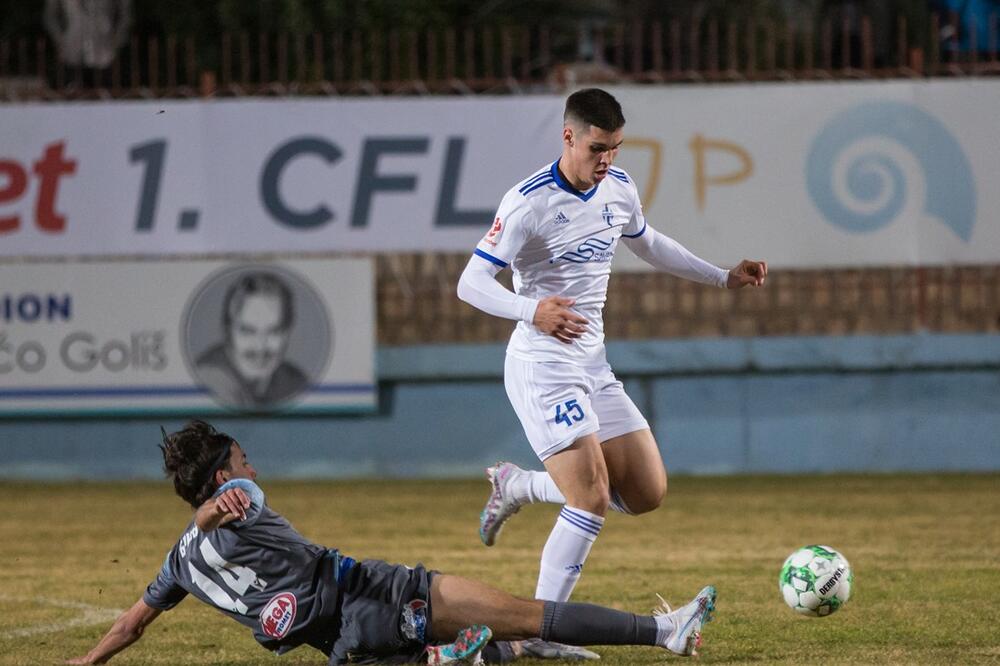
[159,420,235,508]
[223,272,294,333]
[564,88,625,132]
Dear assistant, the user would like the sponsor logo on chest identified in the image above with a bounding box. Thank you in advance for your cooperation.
[260,591,297,639]
[548,201,626,264]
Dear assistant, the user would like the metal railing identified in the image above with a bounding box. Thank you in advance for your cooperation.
[1,12,998,101]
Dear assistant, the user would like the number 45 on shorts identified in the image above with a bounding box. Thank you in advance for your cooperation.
[553,399,585,427]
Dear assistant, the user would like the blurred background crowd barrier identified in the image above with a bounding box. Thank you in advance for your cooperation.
[0,1,998,100]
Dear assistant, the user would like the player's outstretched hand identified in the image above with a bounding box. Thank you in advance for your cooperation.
[533,296,589,344]
[727,259,768,288]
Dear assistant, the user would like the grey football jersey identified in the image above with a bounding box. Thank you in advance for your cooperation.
[143,479,351,655]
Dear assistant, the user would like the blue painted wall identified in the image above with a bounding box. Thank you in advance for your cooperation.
[1,334,997,479]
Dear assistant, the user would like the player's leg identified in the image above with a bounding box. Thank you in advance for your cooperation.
[588,364,666,515]
[485,358,612,605]
[429,574,718,657]
[484,460,647,515]
[429,574,541,639]
[488,367,662,518]
[601,428,667,515]
[534,433,609,601]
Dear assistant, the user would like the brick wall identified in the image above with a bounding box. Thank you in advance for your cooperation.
[377,255,1000,346]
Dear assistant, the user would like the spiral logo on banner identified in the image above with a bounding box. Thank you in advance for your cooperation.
[806,101,975,240]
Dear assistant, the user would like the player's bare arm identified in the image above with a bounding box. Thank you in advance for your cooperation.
[194,485,250,531]
[726,260,768,288]
[65,599,161,664]
[533,296,589,344]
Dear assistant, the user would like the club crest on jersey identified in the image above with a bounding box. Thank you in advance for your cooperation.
[549,236,614,264]
[601,204,615,227]
[483,217,503,246]
[553,211,571,225]
[400,599,428,642]
[260,592,296,639]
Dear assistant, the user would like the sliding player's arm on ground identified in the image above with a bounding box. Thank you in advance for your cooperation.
[68,535,194,663]
[621,192,766,289]
[65,599,162,664]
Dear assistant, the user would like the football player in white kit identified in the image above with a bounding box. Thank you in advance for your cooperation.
[457,89,766,657]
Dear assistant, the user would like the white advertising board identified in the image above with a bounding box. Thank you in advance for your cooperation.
[1,81,998,268]
[607,79,1000,269]
[0,97,561,257]
[0,258,374,416]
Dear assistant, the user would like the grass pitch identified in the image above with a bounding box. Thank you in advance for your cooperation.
[1,474,998,665]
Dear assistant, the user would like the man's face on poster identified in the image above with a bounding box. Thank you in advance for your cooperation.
[227,293,289,382]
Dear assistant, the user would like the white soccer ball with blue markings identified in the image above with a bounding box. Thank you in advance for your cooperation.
[779,545,853,617]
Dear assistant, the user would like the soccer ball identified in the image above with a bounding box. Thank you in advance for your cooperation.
[779,545,853,617]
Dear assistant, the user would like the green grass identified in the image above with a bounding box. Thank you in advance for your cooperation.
[1,474,998,665]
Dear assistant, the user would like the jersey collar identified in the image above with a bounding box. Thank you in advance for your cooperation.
[551,159,600,202]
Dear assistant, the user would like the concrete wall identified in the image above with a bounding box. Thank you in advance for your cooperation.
[1,334,997,479]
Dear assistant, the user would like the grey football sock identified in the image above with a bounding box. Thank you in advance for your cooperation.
[540,600,657,646]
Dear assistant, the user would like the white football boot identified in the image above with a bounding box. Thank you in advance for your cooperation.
[479,462,523,546]
[520,638,601,661]
[654,585,717,657]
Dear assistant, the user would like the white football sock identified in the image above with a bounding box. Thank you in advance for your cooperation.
[535,506,604,602]
[654,612,676,644]
[521,470,564,504]
[510,469,634,515]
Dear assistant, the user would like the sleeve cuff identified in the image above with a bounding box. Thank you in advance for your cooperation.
[515,295,539,325]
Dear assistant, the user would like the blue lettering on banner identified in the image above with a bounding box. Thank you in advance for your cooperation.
[351,138,429,228]
[260,137,343,229]
[435,137,494,227]
[1,293,72,323]
[259,135,492,231]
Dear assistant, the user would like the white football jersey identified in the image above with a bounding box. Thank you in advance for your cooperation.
[474,159,647,364]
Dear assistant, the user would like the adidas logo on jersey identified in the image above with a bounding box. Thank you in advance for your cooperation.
[552,211,571,225]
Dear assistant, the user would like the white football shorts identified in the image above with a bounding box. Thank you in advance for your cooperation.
[504,354,650,461]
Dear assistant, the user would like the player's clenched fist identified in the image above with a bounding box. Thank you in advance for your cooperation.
[533,296,589,344]
[726,259,768,288]
[215,486,250,521]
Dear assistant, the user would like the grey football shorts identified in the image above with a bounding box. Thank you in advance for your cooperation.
[330,559,437,665]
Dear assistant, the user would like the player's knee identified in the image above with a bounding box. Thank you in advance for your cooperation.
[628,477,667,515]
[631,488,666,514]
[566,480,610,515]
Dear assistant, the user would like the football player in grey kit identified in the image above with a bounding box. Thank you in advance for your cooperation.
[67,421,717,665]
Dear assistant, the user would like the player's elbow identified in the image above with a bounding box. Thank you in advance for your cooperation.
[456,271,474,305]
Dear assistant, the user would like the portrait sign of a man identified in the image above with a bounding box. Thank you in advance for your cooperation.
[184,267,331,411]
